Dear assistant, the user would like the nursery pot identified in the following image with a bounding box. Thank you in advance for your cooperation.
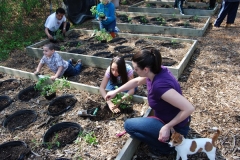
[0,79,21,92]
[18,85,40,102]
[43,122,82,148]
[47,95,77,116]
[45,92,56,100]
[0,141,30,160]
[3,109,37,132]
[0,95,13,112]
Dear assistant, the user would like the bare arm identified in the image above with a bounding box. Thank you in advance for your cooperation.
[105,76,147,101]
[62,22,67,34]
[34,63,44,74]
[158,89,195,142]
[126,75,135,96]
[51,66,63,80]
[100,75,120,113]
[44,27,53,40]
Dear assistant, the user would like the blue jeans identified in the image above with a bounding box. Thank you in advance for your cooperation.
[63,60,82,77]
[124,117,190,153]
[99,20,116,32]
[106,80,137,92]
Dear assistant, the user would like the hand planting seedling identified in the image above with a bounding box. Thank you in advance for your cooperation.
[111,87,133,110]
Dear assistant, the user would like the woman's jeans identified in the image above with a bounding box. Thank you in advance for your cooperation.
[124,117,190,153]
[63,60,82,77]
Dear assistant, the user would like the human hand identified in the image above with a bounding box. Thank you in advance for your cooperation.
[105,90,117,101]
[50,75,57,81]
[158,125,171,142]
[48,34,53,40]
[108,103,120,113]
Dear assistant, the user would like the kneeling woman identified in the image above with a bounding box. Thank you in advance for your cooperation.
[100,56,135,113]
[105,49,195,155]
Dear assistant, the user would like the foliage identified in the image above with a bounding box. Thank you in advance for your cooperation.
[0,0,60,61]
[54,30,64,41]
[156,17,166,25]
[111,87,133,109]
[75,131,98,145]
[90,5,105,18]
[193,15,200,22]
[140,16,148,23]
[35,76,70,96]
[44,133,61,150]
[93,29,113,42]
[121,0,127,5]
[184,21,190,27]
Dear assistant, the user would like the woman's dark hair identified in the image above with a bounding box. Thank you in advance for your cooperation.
[132,48,162,74]
[56,8,65,14]
[109,56,128,85]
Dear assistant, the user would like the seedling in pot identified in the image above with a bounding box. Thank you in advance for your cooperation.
[93,29,113,42]
[111,86,133,110]
[44,133,61,149]
[35,76,70,97]
[98,12,105,19]
[140,16,148,24]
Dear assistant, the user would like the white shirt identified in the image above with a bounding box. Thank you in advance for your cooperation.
[44,12,66,32]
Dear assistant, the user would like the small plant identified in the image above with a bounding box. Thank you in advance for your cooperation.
[140,16,148,23]
[171,39,178,46]
[172,13,176,18]
[44,133,61,150]
[146,3,151,7]
[121,0,127,5]
[184,21,190,27]
[76,131,98,145]
[35,76,70,96]
[156,17,166,25]
[54,30,64,41]
[193,15,200,22]
[127,16,132,22]
[111,87,133,110]
[76,42,81,48]
[93,29,113,42]
[90,5,105,18]
[60,45,65,51]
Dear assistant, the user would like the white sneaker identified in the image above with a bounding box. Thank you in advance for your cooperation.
[114,26,120,32]
[180,12,185,15]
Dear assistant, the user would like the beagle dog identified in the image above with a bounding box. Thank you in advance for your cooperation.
[168,129,220,160]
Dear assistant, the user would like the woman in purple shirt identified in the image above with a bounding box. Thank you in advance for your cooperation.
[105,49,194,155]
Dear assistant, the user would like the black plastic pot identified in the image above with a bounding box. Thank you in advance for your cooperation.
[3,109,37,132]
[68,49,86,54]
[45,92,56,100]
[109,37,128,44]
[0,141,30,160]
[122,54,133,61]
[43,122,82,148]
[114,46,134,53]
[18,85,40,102]
[89,43,109,51]
[93,51,114,58]
[0,95,13,112]
[162,57,177,66]
[0,79,21,92]
[47,95,77,116]
[119,104,133,114]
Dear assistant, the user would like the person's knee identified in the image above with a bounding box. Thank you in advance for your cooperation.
[124,118,135,132]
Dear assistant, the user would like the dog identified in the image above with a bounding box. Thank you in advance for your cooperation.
[168,128,220,160]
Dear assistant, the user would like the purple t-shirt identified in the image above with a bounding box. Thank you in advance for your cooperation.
[147,66,189,128]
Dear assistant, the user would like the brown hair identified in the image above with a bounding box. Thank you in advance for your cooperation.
[109,56,128,85]
[43,43,55,50]
[132,48,162,74]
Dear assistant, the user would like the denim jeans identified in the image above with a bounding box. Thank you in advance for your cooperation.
[99,20,116,32]
[124,117,190,153]
[174,0,184,14]
[63,60,82,77]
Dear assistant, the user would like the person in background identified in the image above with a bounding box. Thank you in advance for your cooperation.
[34,43,82,80]
[174,0,185,15]
[96,0,117,38]
[105,49,194,156]
[213,0,240,27]
[100,56,135,113]
[44,7,70,41]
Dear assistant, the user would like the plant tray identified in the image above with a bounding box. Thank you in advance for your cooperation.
[128,1,218,16]
[25,29,197,79]
[92,11,210,36]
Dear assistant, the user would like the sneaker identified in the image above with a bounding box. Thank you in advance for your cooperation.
[114,26,120,32]
[180,12,185,15]
[77,59,82,64]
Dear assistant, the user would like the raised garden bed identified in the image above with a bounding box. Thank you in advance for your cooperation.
[128,1,219,16]
[0,69,150,160]
[92,11,210,36]
[26,29,197,79]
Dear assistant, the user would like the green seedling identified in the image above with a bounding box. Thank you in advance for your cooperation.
[127,16,132,22]
[121,0,127,5]
[93,29,113,42]
[90,5,98,15]
[76,42,81,48]
[35,76,70,96]
[54,30,64,41]
[98,12,105,18]
[60,45,65,51]
[172,13,176,18]
[146,3,151,7]
[140,16,148,23]
[45,133,61,150]
[111,86,133,110]
[171,39,178,46]
[184,21,190,27]
[193,15,200,22]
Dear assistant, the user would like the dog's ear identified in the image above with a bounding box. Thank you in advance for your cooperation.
[170,128,175,134]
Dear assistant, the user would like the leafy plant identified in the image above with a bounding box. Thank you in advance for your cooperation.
[35,76,70,96]
[76,42,81,48]
[93,29,113,42]
[146,3,151,7]
[184,21,190,27]
[128,16,132,22]
[111,87,133,109]
[76,131,98,145]
[193,15,200,22]
[171,39,178,46]
[140,16,148,23]
[172,13,176,18]
[90,5,105,18]
[44,133,61,150]
[121,0,127,5]
[60,45,65,51]
[54,30,64,41]
[156,17,166,25]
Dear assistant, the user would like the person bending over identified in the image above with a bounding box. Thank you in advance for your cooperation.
[34,43,82,80]
[44,7,70,41]
[100,56,135,113]
[105,49,194,156]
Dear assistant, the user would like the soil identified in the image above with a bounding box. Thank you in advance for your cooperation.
[45,127,80,148]
[5,111,37,132]
[0,1,240,159]
[48,96,77,115]
[0,144,30,160]
[116,14,207,29]
[18,85,40,101]
[0,79,21,93]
